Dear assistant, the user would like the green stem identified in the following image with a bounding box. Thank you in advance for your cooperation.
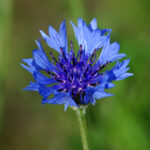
[76,109,89,150]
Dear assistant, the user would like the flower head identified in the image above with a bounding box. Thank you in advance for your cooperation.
[21,18,133,111]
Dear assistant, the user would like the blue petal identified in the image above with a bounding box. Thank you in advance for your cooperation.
[99,38,126,65]
[116,73,134,81]
[70,18,90,52]
[89,18,97,31]
[112,59,130,77]
[89,19,110,35]
[111,59,133,81]
[84,84,113,105]
[33,72,57,85]
[49,25,62,52]
[23,81,40,91]
[39,86,54,100]
[94,84,107,92]
[101,59,133,83]
[39,30,50,44]
[93,84,114,99]
[20,63,33,74]
[40,20,68,54]
[59,20,68,54]
[84,87,96,105]
[20,58,36,74]
[105,83,115,89]
[33,40,56,71]
[70,18,109,54]
[93,91,113,99]
[43,92,78,111]
[22,58,33,66]
[88,29,109,52]
[101,29,110,35]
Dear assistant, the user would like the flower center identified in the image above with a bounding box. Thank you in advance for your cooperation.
[47,41,108,104]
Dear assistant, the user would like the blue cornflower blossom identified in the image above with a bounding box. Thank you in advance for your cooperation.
[21,18,133,111]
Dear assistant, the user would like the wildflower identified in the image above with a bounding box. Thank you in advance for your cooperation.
[21,18,133,110]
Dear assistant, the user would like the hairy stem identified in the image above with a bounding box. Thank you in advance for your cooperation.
[76,109,89,150]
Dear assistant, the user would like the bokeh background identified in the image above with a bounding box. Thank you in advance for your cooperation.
[0,0,150,150]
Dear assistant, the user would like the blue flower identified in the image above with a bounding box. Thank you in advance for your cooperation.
[21,18,133,111]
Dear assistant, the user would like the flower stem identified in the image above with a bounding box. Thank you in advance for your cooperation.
[76,109,89,150]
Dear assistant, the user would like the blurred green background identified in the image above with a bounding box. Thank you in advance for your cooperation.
[0,0,150,150]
